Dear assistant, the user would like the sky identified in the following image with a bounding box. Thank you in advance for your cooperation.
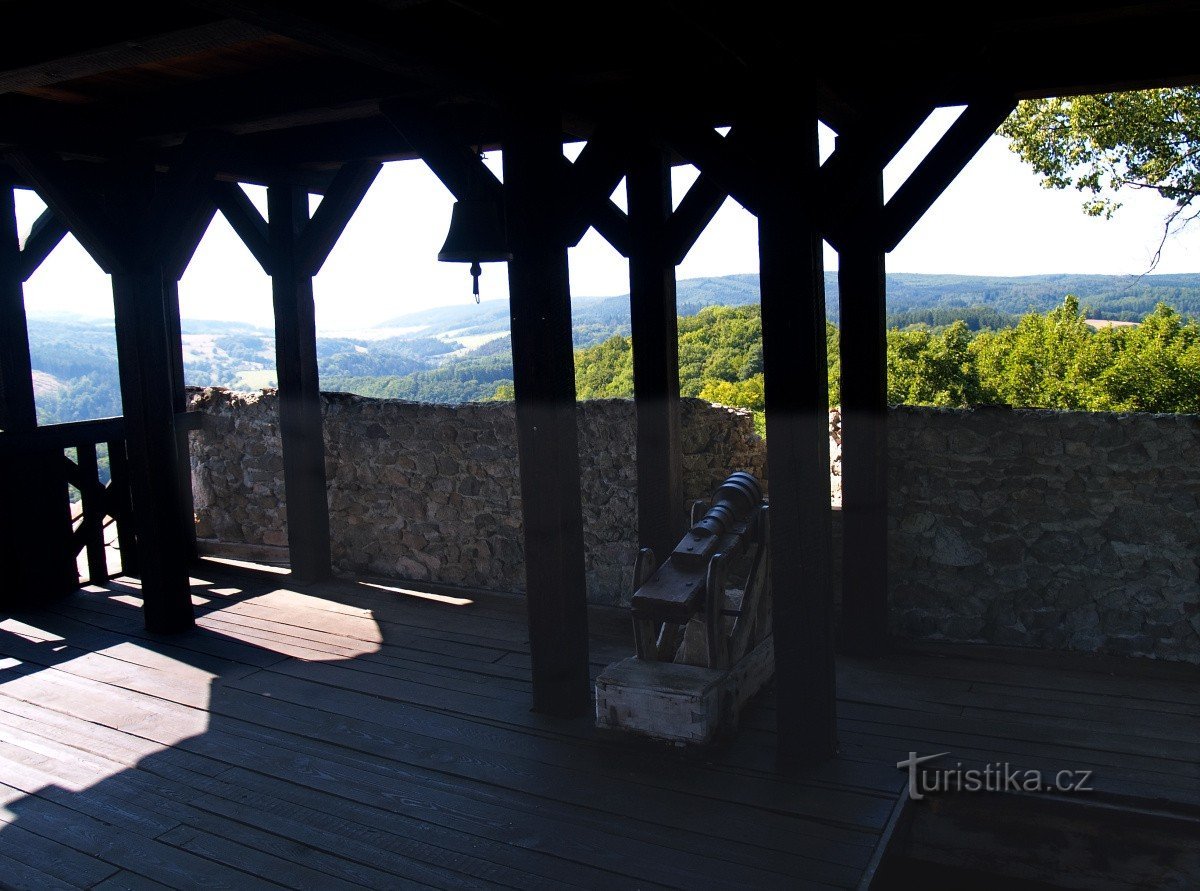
[14,108,1200,332]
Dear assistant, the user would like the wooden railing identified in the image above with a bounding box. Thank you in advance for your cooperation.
[0,416,136,585]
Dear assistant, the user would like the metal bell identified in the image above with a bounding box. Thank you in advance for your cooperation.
[438,196,512,301]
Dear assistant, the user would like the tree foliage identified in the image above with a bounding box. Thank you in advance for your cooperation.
[1000,89,1200,263]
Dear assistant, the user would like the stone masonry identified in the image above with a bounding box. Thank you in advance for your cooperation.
[188,388,766,605]
[887,406,1200,663]
[189,390,1200,662]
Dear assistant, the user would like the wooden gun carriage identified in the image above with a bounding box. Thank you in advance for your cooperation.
[596,472,774,744]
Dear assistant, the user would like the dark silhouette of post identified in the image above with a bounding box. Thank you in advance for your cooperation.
[504,101,591,716]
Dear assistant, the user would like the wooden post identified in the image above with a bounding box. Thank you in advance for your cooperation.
[838,151,889,655]
[504,102,591,716]
[0,188,37,434]
[627,143,684,565]
[0,185,76,604]
[754,98,837,765]
[164,278,198,562]
[111,259,195,631]
[267,184,332,583]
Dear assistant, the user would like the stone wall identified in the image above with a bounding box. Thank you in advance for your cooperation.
[887,406,1200,663]
[188,388,766,604]
[188,391,1200,662]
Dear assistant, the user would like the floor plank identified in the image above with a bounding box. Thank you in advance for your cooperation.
[1,559,1196,890]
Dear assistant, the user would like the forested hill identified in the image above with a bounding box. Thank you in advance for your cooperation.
[22,271,1200,423]
[373,271,1200,340]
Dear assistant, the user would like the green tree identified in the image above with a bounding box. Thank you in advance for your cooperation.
[970,296,1115,409]
[1097,303,1200,412]
[887,320,980,406]
[574,334,633,398]
[1001,89,1200,264]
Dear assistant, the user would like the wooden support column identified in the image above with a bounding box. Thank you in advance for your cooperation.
[0,186,75,605]
[110,258,194,631]
[504,102,590,716]
[753,98,837,765]
[267,184,332,583]
[838,146,889,655]
[8,144,227,631]
[0,188,38,434]
[627,143,683,565]
[163,200,216,565]
[215,162,377,584]
[164,278,197,562]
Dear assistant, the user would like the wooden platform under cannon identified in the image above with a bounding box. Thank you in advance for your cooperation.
[0,559,1195,889]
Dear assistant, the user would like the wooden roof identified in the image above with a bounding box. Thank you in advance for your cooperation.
[2,1,1200,186]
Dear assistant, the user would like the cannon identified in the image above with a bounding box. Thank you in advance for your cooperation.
[596,471,774,744]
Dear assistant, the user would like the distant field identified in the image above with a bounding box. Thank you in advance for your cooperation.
[236,369,277,389]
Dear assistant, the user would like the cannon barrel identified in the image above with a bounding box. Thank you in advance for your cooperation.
[631,471,764,623]
[672,471,762,565]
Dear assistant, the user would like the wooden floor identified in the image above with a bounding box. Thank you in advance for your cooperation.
[0,559,1196,890]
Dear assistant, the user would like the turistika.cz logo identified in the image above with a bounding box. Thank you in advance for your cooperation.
[896,752,1095,800]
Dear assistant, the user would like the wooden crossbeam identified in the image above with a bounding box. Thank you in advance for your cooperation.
[165,203,218,283]
[213,181,272,273]
[144,131,231,270]
[881,97,1016,251]
[380,100,503,203]
[661,119,758,215]
[563,125,630,250]
[664,171,726,266]
[387,99,634,257]
[18,208,68,281]
[5,149,125,274]
[297,160,381,276]
[819,102,933,250]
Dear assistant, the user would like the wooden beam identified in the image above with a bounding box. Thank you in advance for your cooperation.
[164,277,199,564]
[836,144,889,656]
[193,0,499,103]
[0,20,271,95]
[297,160,381,276]
[664,172,726,266]
[380,100,503,203]
[164,201,217,283]
[661,120,759,215]
[819,102,932,249]
[5,149,125,274]
[563,125,630,249]
[112,262,194,631]
[18,208,68,281]
[583,193,633,258]
[753,98,837,766]
[0,190,74,605]
[0,188,38,433]
[504,100,590,717]
[144,131,230,265]
[268,183,332,583]
[213,181,272,273]
[881,97,1015,252]
[627,143,683,569]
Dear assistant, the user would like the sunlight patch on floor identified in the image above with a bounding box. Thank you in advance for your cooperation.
[201,555,290,575]
[360,580,474,606]
[0,619,65,643]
